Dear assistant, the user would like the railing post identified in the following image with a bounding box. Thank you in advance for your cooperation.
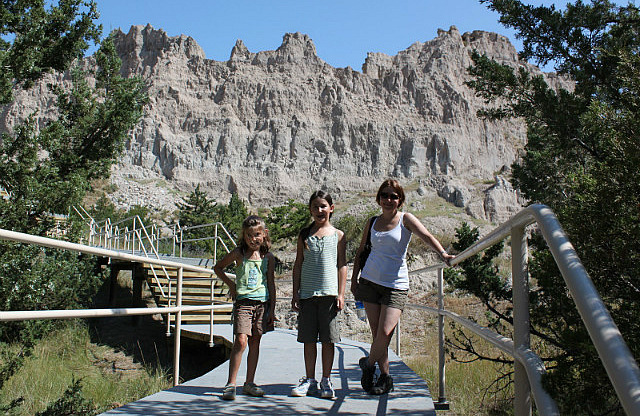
[435,266,449,410]
[179,227,183,258]
[155,225,160,253]
[214,224,218,261]
[209,279,215,347]
[166,280,172,337]
[512,226,531,416]
[173,267,183,386]
[172,224,177,257]
[133,217,138,253]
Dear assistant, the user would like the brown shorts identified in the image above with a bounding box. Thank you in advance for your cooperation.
[233,298,274,336]
[355,278,408,311]
[297,296,341,344]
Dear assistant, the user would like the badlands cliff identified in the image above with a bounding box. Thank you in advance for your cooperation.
[1,25,570,223]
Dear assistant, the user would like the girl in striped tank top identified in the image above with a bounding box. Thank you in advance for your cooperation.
[291,191,347,399]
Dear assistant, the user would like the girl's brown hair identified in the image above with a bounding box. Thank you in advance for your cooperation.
[375,179,405,208]
[238,215,271,256]
[298,190,334,247]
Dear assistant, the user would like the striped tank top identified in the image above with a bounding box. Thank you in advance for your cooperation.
[299,231,339,299]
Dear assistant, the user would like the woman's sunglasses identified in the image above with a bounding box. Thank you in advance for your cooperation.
[379,192,400,200]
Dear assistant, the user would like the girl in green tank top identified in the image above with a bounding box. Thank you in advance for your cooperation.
[214,215,276,400]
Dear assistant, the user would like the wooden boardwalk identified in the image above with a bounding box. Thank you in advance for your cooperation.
[101,327,436,415]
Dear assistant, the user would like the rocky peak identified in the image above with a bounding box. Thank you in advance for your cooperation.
[276,32,320,62]
[229,39,253,63]
[462,29,519,64]
[113,25,205,76]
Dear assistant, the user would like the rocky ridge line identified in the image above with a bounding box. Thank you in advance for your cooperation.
[2,24,571,223]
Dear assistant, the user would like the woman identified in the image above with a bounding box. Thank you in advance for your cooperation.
[350,179,454,395]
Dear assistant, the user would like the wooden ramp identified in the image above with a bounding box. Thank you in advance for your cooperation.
[101,328,436,415]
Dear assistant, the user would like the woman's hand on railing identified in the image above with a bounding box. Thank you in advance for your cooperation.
[441,252,455,267]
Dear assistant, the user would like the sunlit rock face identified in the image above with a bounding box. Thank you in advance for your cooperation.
[2,24,571,221]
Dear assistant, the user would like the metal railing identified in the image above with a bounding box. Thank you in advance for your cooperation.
[400,204,640,415]
[71,206,237,261]
[0,228,233,387]
[71,210,237,337]
[3,204,639,414]
[154,221,237,259]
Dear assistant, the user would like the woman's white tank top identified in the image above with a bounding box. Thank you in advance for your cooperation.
[361,212,412,290]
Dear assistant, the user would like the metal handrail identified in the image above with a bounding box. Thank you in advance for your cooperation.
[0,227,233,387]
[405,203,640,415]
[82,215,237,349]
[91,216,172,299]
[0,304,230,321]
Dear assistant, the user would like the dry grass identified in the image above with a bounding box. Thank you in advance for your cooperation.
[0,322,169,415]
[399,293,515,415]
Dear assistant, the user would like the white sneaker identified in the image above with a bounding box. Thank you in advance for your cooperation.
[320,377,335,399]
[291,377,318,397]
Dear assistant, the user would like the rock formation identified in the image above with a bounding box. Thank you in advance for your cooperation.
[1,24,571,222]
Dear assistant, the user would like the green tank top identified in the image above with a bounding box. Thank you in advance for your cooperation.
[235,256,269,302]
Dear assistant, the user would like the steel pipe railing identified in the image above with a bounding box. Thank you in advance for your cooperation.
[405,203,640,415]
[0,228,233,387]
[0,304,229,321]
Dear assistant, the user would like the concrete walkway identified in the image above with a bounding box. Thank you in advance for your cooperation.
[102,328,436,415]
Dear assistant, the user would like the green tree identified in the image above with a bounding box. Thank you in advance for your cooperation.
[35,378,96,416]
[0,0,148,344]
[0,344,32,413]
[120,204,151,230]
[90,196,151,229]
[266,199,309,242]
[174,190,249,258]
[444,223,506,307]
[90,194,119,223]
[175,185,218,227]
[462,0,640,412]
[214,193,248,239]
[0,34,147,235]
[0,0,101,104]
[175,185,219,256]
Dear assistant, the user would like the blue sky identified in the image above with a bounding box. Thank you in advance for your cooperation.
[94,1,574,71]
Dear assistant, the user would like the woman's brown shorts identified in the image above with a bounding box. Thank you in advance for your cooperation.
[355,278,408,311]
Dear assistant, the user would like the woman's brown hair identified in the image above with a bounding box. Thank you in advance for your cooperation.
[375,179,405,208]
